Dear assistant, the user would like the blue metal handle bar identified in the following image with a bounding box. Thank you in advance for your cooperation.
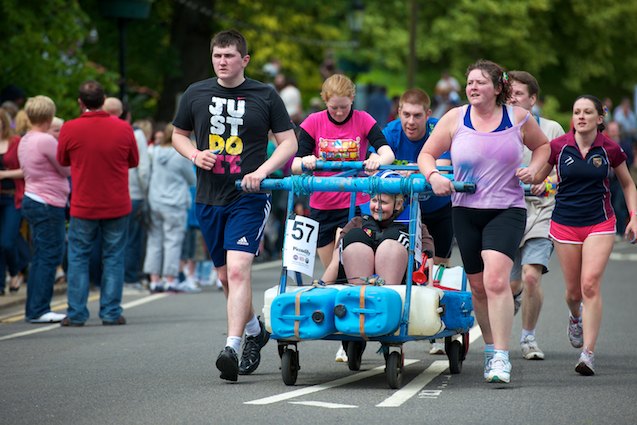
[521,181,557,197]
[302,161,453,173]
[235,175,475,194]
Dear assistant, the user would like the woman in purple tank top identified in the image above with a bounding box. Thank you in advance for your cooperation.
[418,59,550,384]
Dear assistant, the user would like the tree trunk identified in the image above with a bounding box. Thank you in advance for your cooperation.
[155,0,216,123]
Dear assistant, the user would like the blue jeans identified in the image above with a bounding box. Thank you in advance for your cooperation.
[66,216,128,323]
[0,194,25,291]
[124,199,146,283]
[22,197,66,320]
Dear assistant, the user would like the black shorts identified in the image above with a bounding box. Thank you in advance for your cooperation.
[339,221,411,285]
[341,223,410,252]
[310,206,361,248]
[421,202,453,259]
[452,207,526,274]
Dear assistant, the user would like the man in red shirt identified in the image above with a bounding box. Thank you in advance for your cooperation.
[57,81,139,326]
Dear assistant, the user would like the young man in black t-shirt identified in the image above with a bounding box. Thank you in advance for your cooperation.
[172,29,297,382]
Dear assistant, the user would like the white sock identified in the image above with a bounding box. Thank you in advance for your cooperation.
[226,336,242,353]
[244,314,261,337]
[521,329,535,342]
[484,344,495,354]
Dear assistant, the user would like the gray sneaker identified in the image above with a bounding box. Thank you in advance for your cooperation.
[521,335,545,360]
[575,350,595,376]
[568,316,584,348]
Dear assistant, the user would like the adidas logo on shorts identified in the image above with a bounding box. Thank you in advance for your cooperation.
[236,236,249,246]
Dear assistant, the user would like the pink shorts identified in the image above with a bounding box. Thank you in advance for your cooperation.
[549,216,616,244]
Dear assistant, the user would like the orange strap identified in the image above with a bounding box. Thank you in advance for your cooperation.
[294,289,303,339]
[359,286,367,339]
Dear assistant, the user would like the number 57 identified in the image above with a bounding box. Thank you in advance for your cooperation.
[291,220,316,243]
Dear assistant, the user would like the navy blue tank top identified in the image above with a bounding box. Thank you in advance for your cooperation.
[464,104,513,132]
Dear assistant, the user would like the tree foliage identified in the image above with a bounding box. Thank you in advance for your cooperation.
[2,0,637,122]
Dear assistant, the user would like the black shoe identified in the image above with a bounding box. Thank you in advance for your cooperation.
[102,316,127,326]
[60,317,85,327]
[238,317,270,375]
[216,346,239,382]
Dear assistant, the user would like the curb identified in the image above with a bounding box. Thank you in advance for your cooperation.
[0,284,67,313]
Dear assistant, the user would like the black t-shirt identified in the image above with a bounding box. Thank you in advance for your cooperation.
[173,77,293,206]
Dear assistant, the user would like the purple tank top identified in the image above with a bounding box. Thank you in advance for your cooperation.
[450,105,528,209]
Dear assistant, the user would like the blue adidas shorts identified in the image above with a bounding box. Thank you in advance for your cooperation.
[196,193,271,267]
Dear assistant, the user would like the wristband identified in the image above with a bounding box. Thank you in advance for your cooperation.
[425,169,441,181]
[190,151,199,165]
[630,210,636,218]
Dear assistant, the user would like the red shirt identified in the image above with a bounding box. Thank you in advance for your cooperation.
[57,111,138,219]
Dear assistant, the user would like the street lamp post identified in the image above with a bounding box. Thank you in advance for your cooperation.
[98,0,153,103]
[348,0,365,45]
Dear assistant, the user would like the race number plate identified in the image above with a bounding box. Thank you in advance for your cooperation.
[283,215,319,277]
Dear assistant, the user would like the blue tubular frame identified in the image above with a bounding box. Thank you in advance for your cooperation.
[238,171,475,339]
[235,175,475,195]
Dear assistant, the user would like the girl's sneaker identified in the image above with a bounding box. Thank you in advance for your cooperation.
[568,316,584,348]
[575,349,595,376]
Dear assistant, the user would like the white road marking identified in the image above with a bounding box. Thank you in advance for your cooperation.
[376,325,482,407]
[244,359,419,405]
[0,294,168,342]
[0,324,60,341]
[246,325,483,407]
[610,252,637,261]
[289,401,358,409]
[376,361,449,407]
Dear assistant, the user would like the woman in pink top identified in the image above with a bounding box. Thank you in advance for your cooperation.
[418,60,549,384]
[18,96,70,323]
[291,74,395,267]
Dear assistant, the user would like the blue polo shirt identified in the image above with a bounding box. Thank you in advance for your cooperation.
[382,117,451,213]
[549,131,627,226]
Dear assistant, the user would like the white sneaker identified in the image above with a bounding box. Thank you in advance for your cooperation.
[29,312,66,323]
[175,279,202,293]
[429,341,445,355]
[521,335,545,360]
[486,354,511,383]
[335,346,348,362]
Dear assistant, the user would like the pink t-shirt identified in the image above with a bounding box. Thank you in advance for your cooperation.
[18,131,70,208]
[300,110,376,210]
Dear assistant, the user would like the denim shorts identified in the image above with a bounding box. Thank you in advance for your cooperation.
[510,237,554,281]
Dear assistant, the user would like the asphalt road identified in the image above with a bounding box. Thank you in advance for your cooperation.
[1,240,636,425]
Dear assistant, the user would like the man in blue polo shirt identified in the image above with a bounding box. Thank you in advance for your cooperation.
[383,88,452,355]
